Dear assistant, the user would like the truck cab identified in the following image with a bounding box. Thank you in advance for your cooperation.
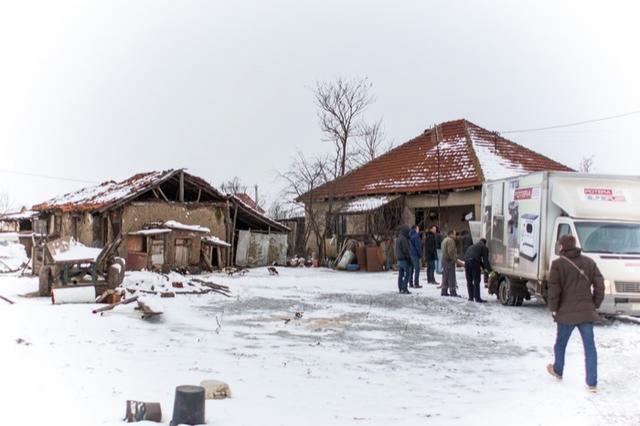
[551,217,640,315]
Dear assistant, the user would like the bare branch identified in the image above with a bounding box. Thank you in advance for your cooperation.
[579,155,595,173]
[314,77,374,176]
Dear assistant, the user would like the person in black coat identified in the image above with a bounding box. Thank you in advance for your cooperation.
[463,238,491,302]
[424,225,439,284]
[460,230,473,260]
[395,224,412,294]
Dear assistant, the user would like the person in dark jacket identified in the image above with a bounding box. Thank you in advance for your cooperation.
[546,234,605,391]
[460,230,473,259]
[424,225,439,284]
[463,238,490,302]
[408,225,423,288]
[394,224,412,294]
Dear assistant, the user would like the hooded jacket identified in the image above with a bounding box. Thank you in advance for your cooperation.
[548,247,605,324]
[409,229,423,258]
[395,225,411,262]
[464,241,491,271]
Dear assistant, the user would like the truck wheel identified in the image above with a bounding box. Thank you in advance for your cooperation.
[498,279,517,306]
[38,266,52,297]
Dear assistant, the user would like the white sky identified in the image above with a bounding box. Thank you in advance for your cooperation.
[1,0,639,210]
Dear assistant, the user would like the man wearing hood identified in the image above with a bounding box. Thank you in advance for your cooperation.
[395,224,412,294]
[546,234,605,392]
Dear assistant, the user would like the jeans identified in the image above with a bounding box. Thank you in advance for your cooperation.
[397,260,411,292]
[553,322,597,387]
[409,256,421,285]
[435,250,442,274]
[464,259,482,301]
[426,260,436,283]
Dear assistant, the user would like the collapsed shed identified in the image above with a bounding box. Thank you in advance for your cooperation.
[32,169,231,273]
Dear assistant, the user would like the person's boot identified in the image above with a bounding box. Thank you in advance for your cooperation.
[414,282,423,288]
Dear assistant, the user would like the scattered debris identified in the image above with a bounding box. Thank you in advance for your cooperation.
[124,400,162,423]
[0,294,15,304]
[267,266,279,276]
[136,299,163,319]
[200,379,231,400]
[223,266,248,276]
[92,296,139,314]
[15,337,30,346]
[160,291,175,298]
[172,282,184,288]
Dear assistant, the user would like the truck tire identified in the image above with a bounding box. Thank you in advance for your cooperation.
[38,266,52,297]
[498,279,517,306]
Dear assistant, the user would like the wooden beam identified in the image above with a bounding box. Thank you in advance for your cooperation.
[156,186,170,203]
[179,172,185,202]
[196,188,202,203]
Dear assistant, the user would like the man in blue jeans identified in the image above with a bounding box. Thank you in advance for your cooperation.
[408,225,423,288]
[395,225,412,294]
[546,235,604,392]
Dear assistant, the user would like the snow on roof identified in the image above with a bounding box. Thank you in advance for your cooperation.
[163,220,210,233]
[202,235,231,247]
[49,239,103,262]
[0,210,37,221]
[304,119,573,199]
[339,196,400,214]
[32,169,226,213]
[128,228,172,236]
[33,171,171,213]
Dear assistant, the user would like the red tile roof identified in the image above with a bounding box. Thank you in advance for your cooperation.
[33,169,226,213]
[234,193,265,214]
[305,119,573,199]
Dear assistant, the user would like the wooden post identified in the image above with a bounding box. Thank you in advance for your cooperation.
[230,205,238,266]
[179,172,185,202]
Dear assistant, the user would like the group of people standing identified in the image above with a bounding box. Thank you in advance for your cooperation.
[394,224,491,301]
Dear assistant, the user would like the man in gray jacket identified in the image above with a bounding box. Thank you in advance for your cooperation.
[546,234,605,392]
[395,225,412,294]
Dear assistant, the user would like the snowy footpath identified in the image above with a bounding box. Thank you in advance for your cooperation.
[0,268,639,425]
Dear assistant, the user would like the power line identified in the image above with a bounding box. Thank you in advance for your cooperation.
[499,109,640,134]
[0,169,99,184]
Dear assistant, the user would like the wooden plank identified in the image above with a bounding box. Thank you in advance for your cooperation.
[156,186,170,203]
[179,172,185,202]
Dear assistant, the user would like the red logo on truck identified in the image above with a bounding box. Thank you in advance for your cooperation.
[583,188,626,202]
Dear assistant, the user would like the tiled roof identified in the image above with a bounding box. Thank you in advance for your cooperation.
[234,193,265,214]
[305,119,573,199]
[33,169,226,213]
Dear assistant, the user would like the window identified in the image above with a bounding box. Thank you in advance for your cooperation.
[575,222,640,255]
[555,223,572,255]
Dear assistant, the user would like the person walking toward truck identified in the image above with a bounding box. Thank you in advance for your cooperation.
[546,234,605,392]
[464,238,490,302]
[440,229,459,297]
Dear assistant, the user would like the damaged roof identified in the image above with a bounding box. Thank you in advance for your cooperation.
[304,119,574,200]
[33,169,226,213]
[231,194,289,233]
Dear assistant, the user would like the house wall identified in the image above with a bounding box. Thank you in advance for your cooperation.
[121,202,226,238]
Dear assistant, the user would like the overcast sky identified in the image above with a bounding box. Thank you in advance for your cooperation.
[1,0,639,210]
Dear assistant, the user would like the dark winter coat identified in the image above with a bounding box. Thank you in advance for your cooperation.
[462,233,473,257]
[409,229,423,258]
[424,232,438,261]
[548,247,605,325]
[464,241,491,271]
[395,225,411,261]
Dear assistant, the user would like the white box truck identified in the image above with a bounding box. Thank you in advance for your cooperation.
[480,171,640,316]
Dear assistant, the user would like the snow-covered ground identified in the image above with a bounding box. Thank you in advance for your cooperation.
[1,267,639,425]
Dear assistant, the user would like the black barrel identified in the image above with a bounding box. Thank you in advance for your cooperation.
[170,385,205,425]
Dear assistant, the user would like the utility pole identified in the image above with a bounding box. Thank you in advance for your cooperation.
[435,124,441,229]
[254,184,259,206]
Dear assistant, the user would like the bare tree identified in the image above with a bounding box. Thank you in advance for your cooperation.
[579,156,595,173]
[220,176,247,195]
[0,190,11,214]
[315,77,374,176]
[351,119,392,167]
[280,151,336,263]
